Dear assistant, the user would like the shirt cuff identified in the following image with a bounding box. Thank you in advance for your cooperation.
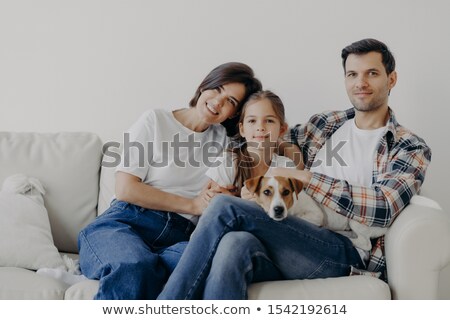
[304,172,341,212]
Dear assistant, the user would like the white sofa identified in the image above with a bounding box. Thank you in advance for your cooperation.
[1,132,449,300]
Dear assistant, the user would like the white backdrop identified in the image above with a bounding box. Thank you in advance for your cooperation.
[1,0,449,211]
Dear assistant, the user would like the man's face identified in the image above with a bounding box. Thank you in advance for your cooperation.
[344,52,397,112]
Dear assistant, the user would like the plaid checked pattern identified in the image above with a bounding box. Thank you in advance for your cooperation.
[291,108,432,280]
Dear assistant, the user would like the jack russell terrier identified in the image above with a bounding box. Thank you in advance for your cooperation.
[244,176,387,251]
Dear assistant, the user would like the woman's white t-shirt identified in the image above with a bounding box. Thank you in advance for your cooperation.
[116,109,229,221]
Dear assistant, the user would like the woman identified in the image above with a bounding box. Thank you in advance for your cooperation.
[77,62,262,299]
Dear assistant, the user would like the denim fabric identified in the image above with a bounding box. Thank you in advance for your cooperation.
[78,199,194,299]
[204,231,282,299]
[158,195,364,300]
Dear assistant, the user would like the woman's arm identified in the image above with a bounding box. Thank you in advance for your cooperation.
[115,171,210,216]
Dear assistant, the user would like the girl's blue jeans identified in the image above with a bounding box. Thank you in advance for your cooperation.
[158,195,364,299]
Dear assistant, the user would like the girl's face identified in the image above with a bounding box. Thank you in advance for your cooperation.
[239,98,287,149]
[196,82,246,125]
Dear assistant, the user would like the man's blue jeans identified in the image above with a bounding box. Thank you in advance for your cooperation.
[78,199,195,299]
[158,195,364,299]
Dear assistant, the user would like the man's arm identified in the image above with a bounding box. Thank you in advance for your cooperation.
[271,141,431,227]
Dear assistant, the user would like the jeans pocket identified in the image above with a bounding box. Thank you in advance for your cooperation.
[96,200,131,220]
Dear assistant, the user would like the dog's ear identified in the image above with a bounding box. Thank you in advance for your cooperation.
[244,176,264,194]
[288,178,303,198]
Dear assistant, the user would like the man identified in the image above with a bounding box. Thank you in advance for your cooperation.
[158,39,432,299]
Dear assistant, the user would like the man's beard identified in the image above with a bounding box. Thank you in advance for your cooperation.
[350,91,388,112]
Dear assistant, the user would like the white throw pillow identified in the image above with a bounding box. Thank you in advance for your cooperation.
[0,175,64,270]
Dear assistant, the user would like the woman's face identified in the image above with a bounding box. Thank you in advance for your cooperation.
[196,82,246,125]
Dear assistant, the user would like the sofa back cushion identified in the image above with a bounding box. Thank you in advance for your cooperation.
[0,132,103,253]
[97,144,121,215]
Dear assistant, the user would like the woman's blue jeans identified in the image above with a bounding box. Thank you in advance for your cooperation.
[158,195,364,300]
[78,199,195,299]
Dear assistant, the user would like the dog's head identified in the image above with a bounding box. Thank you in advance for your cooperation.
[244,175,303,221]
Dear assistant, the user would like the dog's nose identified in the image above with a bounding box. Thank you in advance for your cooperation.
[273,206,285,218]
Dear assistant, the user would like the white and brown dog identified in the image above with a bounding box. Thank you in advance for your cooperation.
[244,176,387,251]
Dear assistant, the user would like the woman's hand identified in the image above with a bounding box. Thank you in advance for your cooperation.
[190,181,214,215]
[191,194,210,216]
[191,180,238,215]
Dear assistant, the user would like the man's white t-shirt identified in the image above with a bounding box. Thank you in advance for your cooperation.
[206,152,295,187]
[116,109,228,222]
[311,118,386,186]
[311,118,386,261]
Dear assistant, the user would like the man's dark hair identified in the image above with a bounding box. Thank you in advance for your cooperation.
[341,38,396,75]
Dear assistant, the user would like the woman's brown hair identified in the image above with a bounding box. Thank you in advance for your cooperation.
[189,62,262,136]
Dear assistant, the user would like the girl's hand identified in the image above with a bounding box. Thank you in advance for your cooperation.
[270,167,296,178]
[209,180,238,196]
[270,167,312,186]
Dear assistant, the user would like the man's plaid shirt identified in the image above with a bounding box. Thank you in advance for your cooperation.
[290,107,432,280]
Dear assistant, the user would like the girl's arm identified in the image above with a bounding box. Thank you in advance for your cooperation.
[278,140,304,170]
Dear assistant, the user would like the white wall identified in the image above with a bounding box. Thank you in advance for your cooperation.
[1,0,449,211]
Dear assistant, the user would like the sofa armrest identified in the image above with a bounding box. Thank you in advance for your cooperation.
[385,195,450,299]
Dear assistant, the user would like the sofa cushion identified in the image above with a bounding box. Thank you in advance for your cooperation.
[65,279,99,300]
[0,267,69,299]
[0,189,64,270]
[248,275,391,299]
[0,132,103,253]
[97,143,121,215]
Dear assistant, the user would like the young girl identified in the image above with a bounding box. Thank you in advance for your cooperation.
[205,90,295,197]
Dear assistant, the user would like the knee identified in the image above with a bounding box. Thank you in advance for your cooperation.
[220,232,257,249]
[115,258,157,274]
[216,232,261,261]
[198,195,236,225]
[202,194,247,220]
[210,232,262,275]
[207,194,235,211]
